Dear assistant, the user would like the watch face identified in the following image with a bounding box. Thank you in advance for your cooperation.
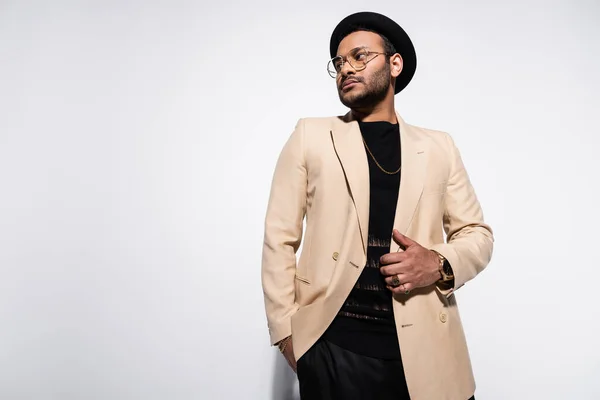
[443,260,453,276]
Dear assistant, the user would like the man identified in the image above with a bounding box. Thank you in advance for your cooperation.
[261,11,493,400]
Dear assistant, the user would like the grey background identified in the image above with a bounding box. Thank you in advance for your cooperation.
[1,0,599,399]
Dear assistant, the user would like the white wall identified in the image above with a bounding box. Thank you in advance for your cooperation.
[1,1,599,399]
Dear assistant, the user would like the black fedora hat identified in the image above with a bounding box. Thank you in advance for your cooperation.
[329,11,417,94]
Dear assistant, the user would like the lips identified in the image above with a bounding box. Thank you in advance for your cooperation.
[341,79,360,90]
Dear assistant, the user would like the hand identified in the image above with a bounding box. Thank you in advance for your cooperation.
[379,229,441,294]
[279,336,297,373]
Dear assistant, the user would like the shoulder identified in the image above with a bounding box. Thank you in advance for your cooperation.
[295,116,345,131]
[403,121,458,152]
[405,122,452,142]
[291,116,347,148]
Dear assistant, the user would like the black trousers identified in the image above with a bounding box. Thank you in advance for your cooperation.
[297,339,475,400]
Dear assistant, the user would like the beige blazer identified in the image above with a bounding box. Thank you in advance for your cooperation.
[261,112,493,400]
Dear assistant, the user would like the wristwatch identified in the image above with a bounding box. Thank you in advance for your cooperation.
[432,250,454,282]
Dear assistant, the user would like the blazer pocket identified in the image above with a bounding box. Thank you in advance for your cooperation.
[295,274,311,285]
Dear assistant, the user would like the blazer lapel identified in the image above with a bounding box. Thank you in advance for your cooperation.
[393,113,427,243]
[330,114,369,254]
[329,112,427,254]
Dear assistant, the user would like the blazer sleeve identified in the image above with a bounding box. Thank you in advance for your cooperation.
[430,133,494,298]
[261,119,307,345]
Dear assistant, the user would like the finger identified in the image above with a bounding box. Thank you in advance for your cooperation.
[288,361,296,373]
[379,251,407,266]
[290,356,297,373]
[392,229,418,249]
[285,354,296,372]
[380,260,410,277]
[387,282,413,294]
[380,262,401,277]
[385,274,408,287]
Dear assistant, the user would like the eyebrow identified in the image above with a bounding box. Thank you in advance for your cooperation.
[336,46,366,57]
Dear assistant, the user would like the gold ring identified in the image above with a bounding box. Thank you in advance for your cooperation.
[391,275,401,287]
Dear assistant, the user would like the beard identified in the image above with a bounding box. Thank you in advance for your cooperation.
[338,63,392,109]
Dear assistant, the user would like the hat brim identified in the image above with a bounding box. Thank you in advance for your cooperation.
[330,12,417,94]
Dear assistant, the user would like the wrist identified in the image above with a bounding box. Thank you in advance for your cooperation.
[431,250,454,282]
[277,336,292,353]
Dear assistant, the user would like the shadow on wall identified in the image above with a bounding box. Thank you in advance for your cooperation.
[271,351,300,400]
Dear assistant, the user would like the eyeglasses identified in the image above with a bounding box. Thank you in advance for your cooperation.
[327,47,389,78]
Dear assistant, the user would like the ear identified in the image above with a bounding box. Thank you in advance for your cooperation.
[390,53,404,79]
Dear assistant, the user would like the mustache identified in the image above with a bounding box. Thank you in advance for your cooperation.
[339,76,363,88]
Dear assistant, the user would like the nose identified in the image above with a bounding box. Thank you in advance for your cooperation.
[339,60,355,77]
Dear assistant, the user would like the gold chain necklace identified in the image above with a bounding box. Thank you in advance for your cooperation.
[362,137,401,175]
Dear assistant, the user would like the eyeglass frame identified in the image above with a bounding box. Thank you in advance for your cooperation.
[327,46,392,78]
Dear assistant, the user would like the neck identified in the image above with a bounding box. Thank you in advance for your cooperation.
[350,95,397,123]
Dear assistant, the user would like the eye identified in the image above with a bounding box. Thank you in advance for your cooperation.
[354,51,368,61]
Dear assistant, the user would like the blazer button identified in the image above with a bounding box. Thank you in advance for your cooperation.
[332,252,339,261]
[439,312,448,323]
